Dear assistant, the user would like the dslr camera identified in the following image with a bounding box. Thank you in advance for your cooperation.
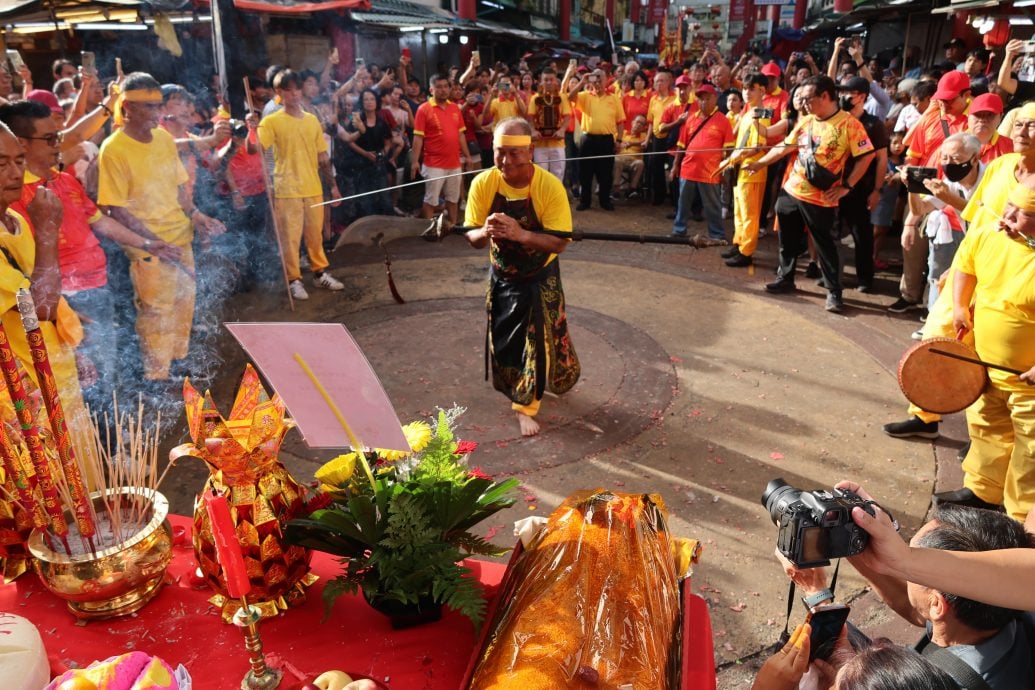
[761,479,877,568]
[228,119,250,139]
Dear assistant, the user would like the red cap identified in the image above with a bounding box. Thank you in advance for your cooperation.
[696,83,718,96]
[761,62,782,78]
[969,92,1003,115]
[933,70,971,101]
[674,74,692,87]
[26,89,62,115]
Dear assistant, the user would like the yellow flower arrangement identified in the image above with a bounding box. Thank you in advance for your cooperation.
[376,421,433,461]
[314,452,358,493]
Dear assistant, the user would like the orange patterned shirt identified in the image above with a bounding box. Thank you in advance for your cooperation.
[784,110,874,208]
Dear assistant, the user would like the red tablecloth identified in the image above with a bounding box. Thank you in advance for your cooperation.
[1,514,505,690]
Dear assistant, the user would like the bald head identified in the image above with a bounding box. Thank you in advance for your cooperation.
[495,116,532,138]
[0,123,26,209]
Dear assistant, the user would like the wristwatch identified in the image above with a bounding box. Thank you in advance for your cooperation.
[803,588,834,609]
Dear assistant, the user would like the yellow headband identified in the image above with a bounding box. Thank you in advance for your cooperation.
[122,89,163,103]
[113,88,164,128]
[494,133,532,148]
[1008,183,1035,213]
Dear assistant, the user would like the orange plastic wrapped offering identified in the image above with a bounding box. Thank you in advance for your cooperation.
[469,490,682,689]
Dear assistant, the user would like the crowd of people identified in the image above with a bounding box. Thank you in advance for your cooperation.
[1,30,1035,689]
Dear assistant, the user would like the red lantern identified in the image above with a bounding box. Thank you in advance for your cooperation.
[834,0,853,12]
[983,19,1010,48]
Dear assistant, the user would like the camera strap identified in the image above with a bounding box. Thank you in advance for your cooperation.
[779,559,842,645]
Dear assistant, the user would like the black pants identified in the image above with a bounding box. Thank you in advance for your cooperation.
[775,192,841,293]
[760,158,789,227]
[564,131,580,190]
[838,189,875,288]
[579,133,616,207]
[646,135,669,204]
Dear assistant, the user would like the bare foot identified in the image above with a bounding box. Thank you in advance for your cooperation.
[516,412,540,437]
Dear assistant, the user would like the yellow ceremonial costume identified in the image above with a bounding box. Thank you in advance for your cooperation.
[728,110,770,257]
[953,190,1035,520]
[256,109,330,282]
[97,127,194,381]
[465,163,578,417]
[0,210,94,467]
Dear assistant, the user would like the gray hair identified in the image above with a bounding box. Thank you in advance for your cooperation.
[943,132,981,160]
[494,116,532,138]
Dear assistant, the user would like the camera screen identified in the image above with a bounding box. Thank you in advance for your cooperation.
[802,526,824,563]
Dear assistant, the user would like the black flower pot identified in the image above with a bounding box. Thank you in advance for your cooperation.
[363,590,443,629]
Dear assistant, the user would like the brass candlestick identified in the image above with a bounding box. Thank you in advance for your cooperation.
[232,596,282,689]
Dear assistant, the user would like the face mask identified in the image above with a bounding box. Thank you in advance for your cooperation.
[943,159,974,182]
[838,95,855,111]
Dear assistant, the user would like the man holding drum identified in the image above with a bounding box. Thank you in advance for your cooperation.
[949,180,1035,522]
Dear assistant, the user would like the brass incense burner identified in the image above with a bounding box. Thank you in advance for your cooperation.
[27,487,173,620]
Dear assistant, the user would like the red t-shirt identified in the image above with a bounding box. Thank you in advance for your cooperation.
[13,169,107,293]
[622,91,652,126]
[762,88,791,145]
[677,109,735,184]
[223,128,266,198]
[414,99,466,169]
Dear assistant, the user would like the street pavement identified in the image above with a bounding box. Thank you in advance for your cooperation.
[162,198,967,687]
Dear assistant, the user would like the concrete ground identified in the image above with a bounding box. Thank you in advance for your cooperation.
[161,198,967,687]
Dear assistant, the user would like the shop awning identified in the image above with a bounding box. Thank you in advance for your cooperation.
[233,0,369,11]
[930,0,1001,13]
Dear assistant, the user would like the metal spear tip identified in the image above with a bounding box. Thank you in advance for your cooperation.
[421,212,452,242]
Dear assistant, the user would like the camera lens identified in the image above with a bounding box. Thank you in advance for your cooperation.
[761,478,801,525]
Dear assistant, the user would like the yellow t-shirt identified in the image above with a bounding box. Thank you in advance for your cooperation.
[487,97,522,124]
[464,165,572,264]
[574,91,626,136]
[0,210,85,421]
[647,93,676,138]
[962,153,1021,229]
[97,128,191,251]
[257,109,328,199]
[526,94,572,149]
[619,130,647,155]
[732,110,772,185]
[954,222,1035,392]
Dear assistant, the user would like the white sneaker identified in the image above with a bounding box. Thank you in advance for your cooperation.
[314,272,344,291]
[911,328,924,341]
[289,279,309,301]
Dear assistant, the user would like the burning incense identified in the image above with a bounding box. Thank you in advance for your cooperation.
[15,289,96,544]
[0,427,47,531]
[0,320,69,551]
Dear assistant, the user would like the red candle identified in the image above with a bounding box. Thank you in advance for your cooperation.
[204,488,251,599]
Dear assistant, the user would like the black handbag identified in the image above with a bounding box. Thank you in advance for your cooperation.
[799,119,841,191]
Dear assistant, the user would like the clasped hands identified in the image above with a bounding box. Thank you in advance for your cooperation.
[484,213,528,243]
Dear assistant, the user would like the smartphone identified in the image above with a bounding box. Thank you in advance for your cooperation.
[6,49,24,73]
[754,107,774,120]
[906,166,938,194]
[355,57,365,68]
[1024,40,1035,55]
[402,47,412,60]
[115,57,124,79]
[81,51,96,77]
[569,58,578,69]
[805,604,850,662]
[330,47,339,62]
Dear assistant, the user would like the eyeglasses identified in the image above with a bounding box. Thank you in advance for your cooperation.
[23,133,62,146]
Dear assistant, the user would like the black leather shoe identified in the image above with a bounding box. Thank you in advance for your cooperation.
[804,262,821,279]
[932,487,1004,512]
[765,278,797,294]
[601,203,615,211]
[576,203,590,211]
[957,440,971,462]
[725,253,753,267]
[721,245,741,259]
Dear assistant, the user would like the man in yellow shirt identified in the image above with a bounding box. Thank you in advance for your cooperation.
[613,114,648,198]
[480,75,526,129]
[569,69,625,211]
[525,67,571,182]
[97,72,225,382]
[462,117,579,437]
[952,181,1035,522]
[717,74,771,267]
[257,69,344,302]
[645,69,676,205]
[0,122,93,460]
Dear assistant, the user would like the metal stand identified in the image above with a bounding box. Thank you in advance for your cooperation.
[232,596,282,689]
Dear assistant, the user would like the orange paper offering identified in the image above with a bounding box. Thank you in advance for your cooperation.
[469,490,683,689]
